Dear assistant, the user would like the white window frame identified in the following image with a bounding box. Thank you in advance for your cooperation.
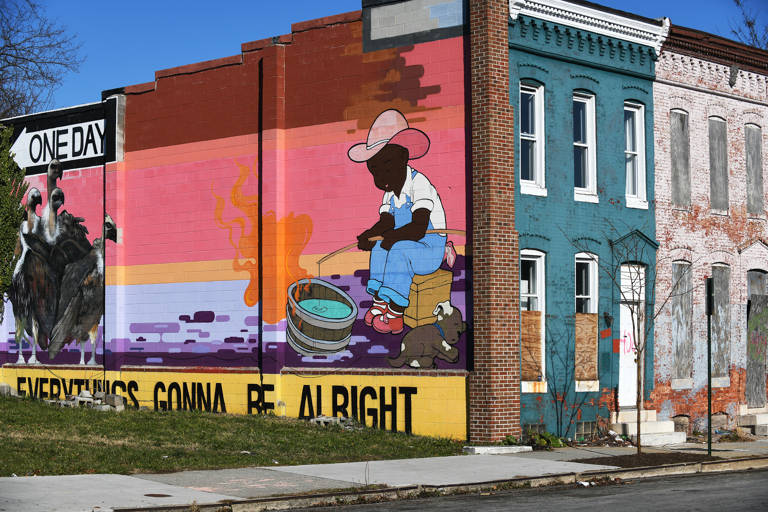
[624,102,648,209]
[521,249,546,393]
[575,252,598,314]
[573,93,598,203]
[519,83,546,196]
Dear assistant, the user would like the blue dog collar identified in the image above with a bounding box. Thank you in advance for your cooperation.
[433,322,445,339]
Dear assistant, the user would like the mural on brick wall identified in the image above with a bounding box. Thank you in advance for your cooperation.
[7,160,116,365]
[73,15,470,372]
[1,9,471,438]
[206,107,468,370]
[276,109,468,367]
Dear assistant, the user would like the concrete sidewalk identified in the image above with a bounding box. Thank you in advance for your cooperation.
[2,440,767,512]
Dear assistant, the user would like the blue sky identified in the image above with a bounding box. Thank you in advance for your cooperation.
[44,0,767,110]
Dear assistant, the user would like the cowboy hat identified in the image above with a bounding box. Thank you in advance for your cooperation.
[348,109,430,162]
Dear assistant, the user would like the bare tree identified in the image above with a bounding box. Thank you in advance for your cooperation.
[0,0,83,118]
[0,124,28,323]
[731,0,768,50]
[544,316,591,438]
[568,222,699,453]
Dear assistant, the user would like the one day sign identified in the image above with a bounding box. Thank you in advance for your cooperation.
[10,120,105,169]
[2,98,118,175]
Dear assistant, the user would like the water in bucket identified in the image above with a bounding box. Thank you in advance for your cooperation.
[298,298,353,320]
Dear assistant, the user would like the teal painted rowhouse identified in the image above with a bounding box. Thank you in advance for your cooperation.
[509,1,669,438]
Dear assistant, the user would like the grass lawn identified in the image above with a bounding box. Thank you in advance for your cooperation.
[0,396,463,476]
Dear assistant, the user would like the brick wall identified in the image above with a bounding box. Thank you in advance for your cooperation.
[468,0,521,442]
[651,46,768,427]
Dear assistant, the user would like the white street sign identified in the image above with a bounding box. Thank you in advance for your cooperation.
[10,120,105,169]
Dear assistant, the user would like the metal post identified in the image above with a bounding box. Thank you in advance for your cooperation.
[706,277,713,457]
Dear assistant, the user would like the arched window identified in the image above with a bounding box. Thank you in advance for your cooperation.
[575,252,598,313]
[624,102,647,208]
[708,116,729,212]
[520,80,546,196]
[573,91,597,202]
[670,109,690,207]
[745,124,763,215]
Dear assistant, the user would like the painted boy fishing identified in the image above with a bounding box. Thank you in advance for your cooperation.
[348,109,447,335]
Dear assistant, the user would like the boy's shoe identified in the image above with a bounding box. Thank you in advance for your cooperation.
[364,298,388,326]
[372,306,404,335]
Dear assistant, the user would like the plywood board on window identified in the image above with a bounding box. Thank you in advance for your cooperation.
[575,313,598,381]
[522,310,542,381]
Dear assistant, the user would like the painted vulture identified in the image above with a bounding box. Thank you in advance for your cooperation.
[8,188,60,364]
[49,214,117,364]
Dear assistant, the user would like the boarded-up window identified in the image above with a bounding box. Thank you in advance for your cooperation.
[709,117,729,211]
[748,270,768,297]
[671,110,690,207]
[522,310,543,381]
[575,313,598,381]
[712,265,730,377]
[672,262,693,379]
[746,124,764,215]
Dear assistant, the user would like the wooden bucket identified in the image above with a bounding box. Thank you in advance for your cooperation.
[286,279,358,355]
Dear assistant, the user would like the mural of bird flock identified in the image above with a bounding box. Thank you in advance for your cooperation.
[8,160,117,365]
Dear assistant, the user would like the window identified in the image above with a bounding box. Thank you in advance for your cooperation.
[573,93,597,202]
[711,264,730,379]
[709,117,729,212]
[745,124,764,216]
[521,252,544,312]
[748,269,768,298]
[747,269,768,319]
[575,253,598,313]
[670,110,691,207]
[575,253,599,385]
[671,261,693,382]
[624,102,647,208]
[520,83,546,195]
[521,250,545,388]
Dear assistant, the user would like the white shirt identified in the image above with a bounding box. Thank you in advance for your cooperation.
[379,166,446,233]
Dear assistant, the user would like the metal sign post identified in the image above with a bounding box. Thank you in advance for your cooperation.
[706,277,713,457]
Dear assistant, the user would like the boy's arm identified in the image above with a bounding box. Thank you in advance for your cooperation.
[379,208,430,250]
[357,213,395,251]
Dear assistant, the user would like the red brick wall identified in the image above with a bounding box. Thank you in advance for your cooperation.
[468,0,521,442]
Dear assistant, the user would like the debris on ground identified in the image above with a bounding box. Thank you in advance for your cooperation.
[42,390,125,412]
[310,415,360,430]
[567,429,633,448]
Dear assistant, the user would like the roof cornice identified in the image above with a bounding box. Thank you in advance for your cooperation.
[509,0,669,55]
[664,25,768,75]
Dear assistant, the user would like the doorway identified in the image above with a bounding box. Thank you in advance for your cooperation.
[619,264,645,408]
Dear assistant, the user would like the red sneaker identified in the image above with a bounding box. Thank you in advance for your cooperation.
[372,309,404,335]
[364,299,388,326]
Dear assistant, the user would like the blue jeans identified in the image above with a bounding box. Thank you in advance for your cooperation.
[366,233,445,308]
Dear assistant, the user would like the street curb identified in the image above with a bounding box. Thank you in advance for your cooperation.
[113,456,768,512]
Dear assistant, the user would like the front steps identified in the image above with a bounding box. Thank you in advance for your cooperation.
[737,406,768,436]
[611,409,687,446]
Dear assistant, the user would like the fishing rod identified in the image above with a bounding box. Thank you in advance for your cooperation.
[317,229,466,265]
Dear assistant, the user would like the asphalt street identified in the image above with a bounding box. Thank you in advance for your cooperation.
[293,469,768,512]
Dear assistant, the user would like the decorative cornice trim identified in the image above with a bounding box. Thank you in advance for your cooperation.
[664,25,768,75]
[509,0,669,55]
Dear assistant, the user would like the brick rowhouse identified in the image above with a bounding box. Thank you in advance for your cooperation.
[468,0,521,442]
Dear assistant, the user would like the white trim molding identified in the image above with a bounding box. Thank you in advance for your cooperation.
[509,0,670,55]
[575,380,600,392]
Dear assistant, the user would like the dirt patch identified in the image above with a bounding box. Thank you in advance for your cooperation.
[573,452,722,468]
